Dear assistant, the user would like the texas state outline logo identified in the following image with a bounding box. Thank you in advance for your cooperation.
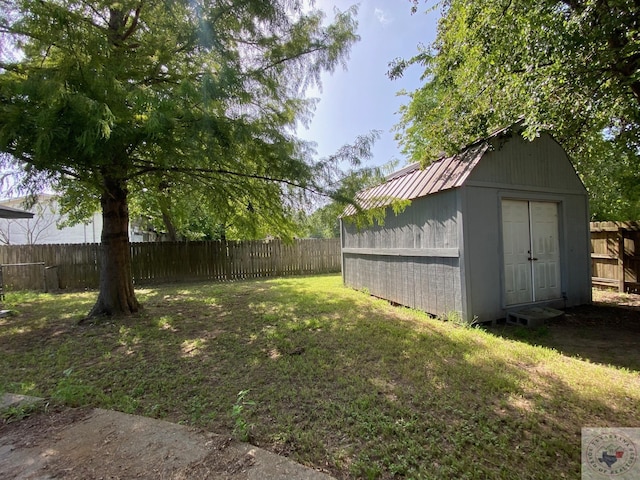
[583,429,638,478]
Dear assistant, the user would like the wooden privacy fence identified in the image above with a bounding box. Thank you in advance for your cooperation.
[591,222,640,293]
[6,225,640,294]
[0,238,341,292]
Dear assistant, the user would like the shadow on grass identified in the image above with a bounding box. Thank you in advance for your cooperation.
[242,280,639,478]
[2,275,640,479]
[486,303,640,372]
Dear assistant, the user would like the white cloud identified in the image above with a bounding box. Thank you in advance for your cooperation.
[374,8,392,25]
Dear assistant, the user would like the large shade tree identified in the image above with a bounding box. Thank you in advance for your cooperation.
[0,0,361,317]
[394,0,640,219]
[54,162,308,242]
[298,156,399,238]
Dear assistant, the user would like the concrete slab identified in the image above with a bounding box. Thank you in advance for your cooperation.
[0,393,43,411]
[506,306,564,328]
[0,394,334,480]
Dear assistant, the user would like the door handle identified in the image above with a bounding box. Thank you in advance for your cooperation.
[528,257,538,261]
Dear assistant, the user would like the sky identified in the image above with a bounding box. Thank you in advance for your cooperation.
[297,1,440,169]
[0,2,440,200]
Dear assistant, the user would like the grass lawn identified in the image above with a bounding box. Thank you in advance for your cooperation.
[1,274,639,479]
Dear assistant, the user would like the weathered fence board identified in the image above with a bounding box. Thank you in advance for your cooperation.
[591,221,640,293]
[6,223,640,295]
[0,238,341,292]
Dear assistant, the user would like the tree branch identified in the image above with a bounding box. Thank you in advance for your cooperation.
[121,2,143,41]
[129,164,327,197]
[255,43,326,75]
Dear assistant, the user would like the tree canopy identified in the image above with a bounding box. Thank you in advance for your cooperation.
[297,155,396,238]
[395,0,640,219]
[0,0,363,316]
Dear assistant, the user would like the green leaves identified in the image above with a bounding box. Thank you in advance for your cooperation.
[397,0,640,218]
[0,0,366,233]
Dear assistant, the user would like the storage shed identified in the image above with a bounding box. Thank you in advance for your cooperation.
[340,125,592,323]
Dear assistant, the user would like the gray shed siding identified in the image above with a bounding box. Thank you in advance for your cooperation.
[459,133,591,321]
[461,187,590,322]
[466,133,587,194]
[342,130,591,323]
[342,255,462,315]
[342,189,459,250]
[342,189,463,317]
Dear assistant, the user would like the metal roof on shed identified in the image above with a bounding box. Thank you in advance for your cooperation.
[342,142,488,216]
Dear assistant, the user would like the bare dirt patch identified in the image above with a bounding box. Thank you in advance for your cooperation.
[489,290,640,371]
[0,405,333,480]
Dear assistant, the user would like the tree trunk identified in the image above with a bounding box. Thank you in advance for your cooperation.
[87,178,140,318]
[159,201,179,241]
[158,182,178,241]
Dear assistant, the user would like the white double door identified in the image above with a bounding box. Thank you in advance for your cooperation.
[502,199,561,306]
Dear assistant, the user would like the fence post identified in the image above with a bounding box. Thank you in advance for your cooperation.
[224,241,232,281]
[617,227,625,292]
[0,238,342,290]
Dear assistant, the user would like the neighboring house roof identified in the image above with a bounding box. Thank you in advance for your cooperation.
[0,204,34,219]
